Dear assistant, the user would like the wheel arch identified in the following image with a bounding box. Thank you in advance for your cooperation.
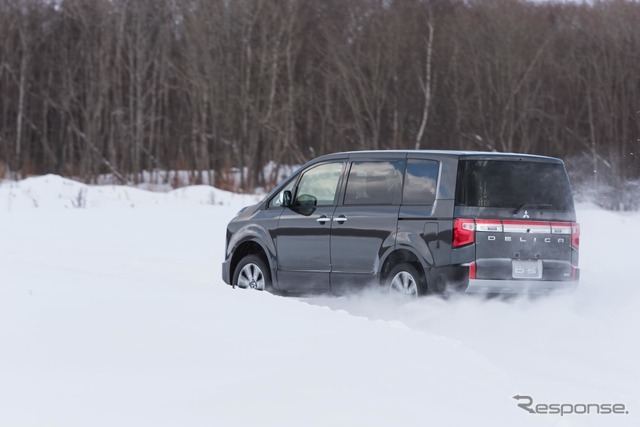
[380,248,429,291]
[230,239,273,286]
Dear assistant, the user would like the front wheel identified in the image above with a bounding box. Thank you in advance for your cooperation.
[233,255,271,291]
[385,263,425,298]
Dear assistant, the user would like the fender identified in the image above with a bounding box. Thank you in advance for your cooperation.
[389,230,436,271]
[228,224,278,279]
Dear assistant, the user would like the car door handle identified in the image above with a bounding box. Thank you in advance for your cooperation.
[333,215,348,224]
[316,215,330,224]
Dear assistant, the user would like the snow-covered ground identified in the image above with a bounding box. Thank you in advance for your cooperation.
[0,175,638,427]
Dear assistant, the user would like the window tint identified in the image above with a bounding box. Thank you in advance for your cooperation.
[295,162,344,206]
[455,160,574,211]
[269,179,296,208]
[344,161,403,205]
[402,160,439,205]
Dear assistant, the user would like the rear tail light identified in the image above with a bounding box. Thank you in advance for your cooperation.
[469,261,477,279]
[453,218,475,248]
[453,218,579,249]
[571,222,580,249]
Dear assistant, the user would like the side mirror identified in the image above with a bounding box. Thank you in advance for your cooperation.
[282,190,292,207]
[296,193,317,208]
[292,193,317,216]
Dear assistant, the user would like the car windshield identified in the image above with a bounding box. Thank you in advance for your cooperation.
[455,160,574,211]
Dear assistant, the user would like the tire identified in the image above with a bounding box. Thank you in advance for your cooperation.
[233,255,272,291]
[385,263,425,298]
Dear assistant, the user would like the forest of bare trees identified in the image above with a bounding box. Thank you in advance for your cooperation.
[1,0,639,204]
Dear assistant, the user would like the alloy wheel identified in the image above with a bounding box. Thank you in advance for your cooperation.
[237,263,266,290]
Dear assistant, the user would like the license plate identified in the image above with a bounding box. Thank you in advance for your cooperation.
[512,259,543,279]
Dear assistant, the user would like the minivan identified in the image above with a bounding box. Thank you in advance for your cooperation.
[222,151,580,296]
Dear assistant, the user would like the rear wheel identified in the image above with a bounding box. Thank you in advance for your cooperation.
[233,255,271,291]
[385,263,424,298]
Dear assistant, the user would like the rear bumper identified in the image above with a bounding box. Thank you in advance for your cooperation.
[465,279,578,294]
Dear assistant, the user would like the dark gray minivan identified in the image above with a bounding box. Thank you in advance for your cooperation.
[222,151,580,296]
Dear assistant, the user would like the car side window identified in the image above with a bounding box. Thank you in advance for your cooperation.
[344,160,403,205]
[269,179,296,208]
[295,162,344,207]
[402,159,439,205]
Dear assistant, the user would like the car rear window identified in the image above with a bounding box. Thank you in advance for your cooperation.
[455,160,574,211]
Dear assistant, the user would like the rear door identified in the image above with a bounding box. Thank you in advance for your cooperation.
[454,158,578,281]
[330,158,404,292]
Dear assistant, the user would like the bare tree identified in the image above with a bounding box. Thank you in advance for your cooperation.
[0,0,638,201]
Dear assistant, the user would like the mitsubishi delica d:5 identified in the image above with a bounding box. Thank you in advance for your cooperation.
[222,151,580,296]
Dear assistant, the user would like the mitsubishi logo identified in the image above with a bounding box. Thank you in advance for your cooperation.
[522,210,530,219]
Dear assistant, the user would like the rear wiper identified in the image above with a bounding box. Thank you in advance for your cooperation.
[512,203,552,215]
